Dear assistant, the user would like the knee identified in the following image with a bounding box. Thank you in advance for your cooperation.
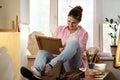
[67,40,80,47]
[37,50,49,56]
[72,40,79,45]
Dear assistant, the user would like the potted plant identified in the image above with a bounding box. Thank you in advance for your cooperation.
[105,15,120,56]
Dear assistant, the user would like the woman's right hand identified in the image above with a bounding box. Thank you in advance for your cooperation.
[59,47,64,52]
[59,45,65,52]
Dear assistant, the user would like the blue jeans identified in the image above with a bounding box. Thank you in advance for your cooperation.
[34,40,82,72]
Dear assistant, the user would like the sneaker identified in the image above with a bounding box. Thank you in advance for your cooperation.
[20,66,41,80]
[31,66,41,77]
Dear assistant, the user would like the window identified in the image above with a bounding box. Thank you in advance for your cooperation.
[103,24,120,53]
[22,0,120,57]
[29,0,94,47]
[29,0,50,35]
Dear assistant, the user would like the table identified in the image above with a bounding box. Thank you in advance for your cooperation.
[81,71,110,80]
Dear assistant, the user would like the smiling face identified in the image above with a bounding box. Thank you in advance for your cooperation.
[67,16,79,32]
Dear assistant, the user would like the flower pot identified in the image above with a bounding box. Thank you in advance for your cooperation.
[110,45,117,56]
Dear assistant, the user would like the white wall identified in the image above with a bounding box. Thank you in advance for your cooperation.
[0,0,20,29]
[102,0,120,20]
[96,0,120,23]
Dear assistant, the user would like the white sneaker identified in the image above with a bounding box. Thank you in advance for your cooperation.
[31,66,41,78]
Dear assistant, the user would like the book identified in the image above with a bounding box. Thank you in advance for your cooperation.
[36,35,62,55]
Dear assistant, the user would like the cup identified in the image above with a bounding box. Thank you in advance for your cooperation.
[88,62,94,69]
[94,63,106,74]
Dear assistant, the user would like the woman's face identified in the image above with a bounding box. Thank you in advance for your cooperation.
[67,16,79,31]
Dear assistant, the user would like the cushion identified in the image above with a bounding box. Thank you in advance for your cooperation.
[27,31,44,55]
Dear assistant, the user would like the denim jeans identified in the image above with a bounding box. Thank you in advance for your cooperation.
[34,40,82,72]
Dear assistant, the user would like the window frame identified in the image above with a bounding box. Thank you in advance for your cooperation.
[21,0,102,54]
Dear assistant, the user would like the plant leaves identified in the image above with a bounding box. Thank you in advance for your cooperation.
[110,19,113,24]
[105,18,109,22]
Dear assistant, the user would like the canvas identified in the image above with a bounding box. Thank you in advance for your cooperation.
[36,35,62,55]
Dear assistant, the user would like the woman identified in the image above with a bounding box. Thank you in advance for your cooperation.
[21,5,88,80]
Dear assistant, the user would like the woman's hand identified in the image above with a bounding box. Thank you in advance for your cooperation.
[59,47,64,52]
[59,45,65,52]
